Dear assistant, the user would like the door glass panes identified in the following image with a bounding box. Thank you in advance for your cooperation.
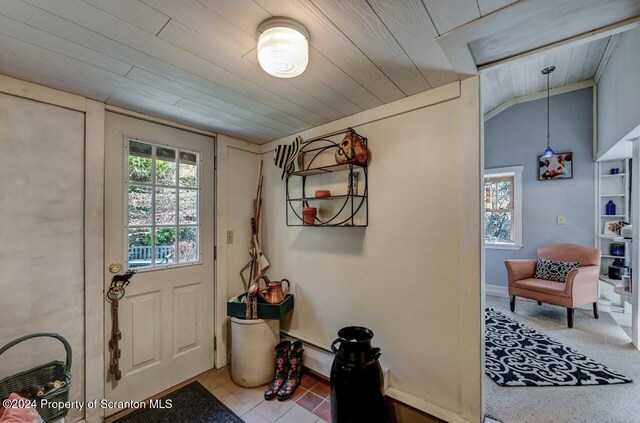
[155,188,177,225]
[155,228,176,265]
[179,190,197,224]
[127,139,199,269]
[156,147,176,185]
[179,227,198,263]
[179,152,198,188]
[128,186,152,226]
[128,141,152,183]
[128,228,152,265]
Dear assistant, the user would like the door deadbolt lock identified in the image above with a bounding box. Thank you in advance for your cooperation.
[109,263,123,274]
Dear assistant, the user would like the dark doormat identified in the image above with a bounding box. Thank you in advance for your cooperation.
[485,308,632,387]
[113,381,244,423]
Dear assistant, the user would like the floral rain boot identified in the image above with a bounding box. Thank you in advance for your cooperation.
[264,340,291,400]
[277,341,304,401]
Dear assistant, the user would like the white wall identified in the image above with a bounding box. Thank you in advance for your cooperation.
[215,134,261,366]
[0,93,85,422]
[225,147,260,297]
[259,80,483,423]
[0,73,483,422]
[597,27,640,158]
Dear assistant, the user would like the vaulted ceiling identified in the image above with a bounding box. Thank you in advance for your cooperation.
[482,36,611,114]
[0,0,638,143]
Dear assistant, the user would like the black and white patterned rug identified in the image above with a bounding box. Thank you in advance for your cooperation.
[485,308,632,387]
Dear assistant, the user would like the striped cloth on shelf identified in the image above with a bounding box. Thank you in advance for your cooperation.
[273,135,302,179]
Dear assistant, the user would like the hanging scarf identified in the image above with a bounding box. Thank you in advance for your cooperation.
[273,135,302,179]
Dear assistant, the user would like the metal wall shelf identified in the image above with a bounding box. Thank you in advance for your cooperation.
[288,195,366,202]
[289,163,366,177]
[285,128,368,227]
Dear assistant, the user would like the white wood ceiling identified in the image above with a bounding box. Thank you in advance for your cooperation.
[481,37,610,114]
[468,0,640,66]
[0,0,636,142]
[0,0,481,143]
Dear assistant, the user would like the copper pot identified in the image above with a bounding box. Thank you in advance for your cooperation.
[254,275,290,304]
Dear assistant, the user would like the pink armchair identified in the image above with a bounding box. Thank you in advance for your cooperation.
[505,243,601,328]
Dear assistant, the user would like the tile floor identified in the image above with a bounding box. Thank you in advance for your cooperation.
[107,366,330,423]
[207,366,330,422]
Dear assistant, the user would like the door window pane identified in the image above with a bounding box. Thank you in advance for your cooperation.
[155,188,177,225]
[156,147,177,185]
[179,189,197,224]
[179,152,198,188]
[128,185,152,225]
[155,227,176,265]
[179,227,198,263]
[126,139,200,269]
[128,228,152,269]
[128,141,152,183]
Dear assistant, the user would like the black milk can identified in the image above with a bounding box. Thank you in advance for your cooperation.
[330,326,387,423]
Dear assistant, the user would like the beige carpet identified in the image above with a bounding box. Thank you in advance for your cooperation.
[485,296,640,423]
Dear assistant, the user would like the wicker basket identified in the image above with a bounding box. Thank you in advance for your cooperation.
[0,333,73,423]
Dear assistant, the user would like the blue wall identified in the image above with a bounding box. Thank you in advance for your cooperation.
[484,88,594,286]
[597,27,640,157]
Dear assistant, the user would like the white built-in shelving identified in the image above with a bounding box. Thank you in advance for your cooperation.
[596,159,631,312]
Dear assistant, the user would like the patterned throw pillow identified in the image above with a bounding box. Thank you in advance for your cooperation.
[534,258,581,282]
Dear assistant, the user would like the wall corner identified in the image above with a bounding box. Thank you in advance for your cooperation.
[459,76,484,423]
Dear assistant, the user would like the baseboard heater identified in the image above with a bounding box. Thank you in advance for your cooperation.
[280,331,390,391]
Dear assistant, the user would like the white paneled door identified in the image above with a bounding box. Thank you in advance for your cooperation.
[103,113,215,411]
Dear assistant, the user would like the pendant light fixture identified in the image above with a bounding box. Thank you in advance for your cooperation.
[257,17,309,78]
[541,66,556,158]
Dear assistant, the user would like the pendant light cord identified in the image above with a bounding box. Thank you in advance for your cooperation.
[547,72,550,149]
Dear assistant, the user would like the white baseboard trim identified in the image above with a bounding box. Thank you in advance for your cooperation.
[281,332,333,377]
[281,331,390,391]
[485,283,611,312]
[485,283,509,299]
[385,387,474,423]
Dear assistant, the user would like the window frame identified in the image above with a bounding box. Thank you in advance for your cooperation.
[123,136,202,271]
[484,165,523,250]
[485,175,515,242]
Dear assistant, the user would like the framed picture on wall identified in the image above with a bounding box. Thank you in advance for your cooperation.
[538,152,573,181]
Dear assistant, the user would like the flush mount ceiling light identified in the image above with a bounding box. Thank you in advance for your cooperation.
[257,17,309,78]
[541,66,556,158]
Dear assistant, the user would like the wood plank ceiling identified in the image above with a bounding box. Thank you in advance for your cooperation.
[467,0,640,66]
[0,0,511,143]
[0,0,636,142]
[481,36,610,114]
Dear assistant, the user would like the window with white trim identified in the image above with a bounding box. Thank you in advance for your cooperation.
[484,166,523,250]
[126,139,200,269]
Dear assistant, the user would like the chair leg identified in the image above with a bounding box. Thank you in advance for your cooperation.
[510,295,515,312]
[537,301,542,306]
[567,308,574,328]
[593,302,599,319]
